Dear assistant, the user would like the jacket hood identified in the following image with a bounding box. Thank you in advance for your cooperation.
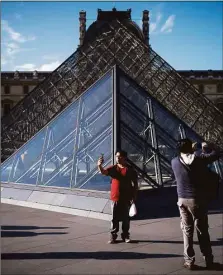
[180,153,195,165]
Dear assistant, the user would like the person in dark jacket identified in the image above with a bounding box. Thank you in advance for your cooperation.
[171,138,220,270]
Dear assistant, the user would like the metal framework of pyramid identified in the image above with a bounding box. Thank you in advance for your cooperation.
[1,66,223,190]
[1,18,223,190]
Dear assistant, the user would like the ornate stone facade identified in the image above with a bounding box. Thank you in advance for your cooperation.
[1,69,223,116]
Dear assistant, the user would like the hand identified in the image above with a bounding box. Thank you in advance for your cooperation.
[97,156,104,166]
[202,142,208,149]
[202,142,218,151]
[192,142,198,151]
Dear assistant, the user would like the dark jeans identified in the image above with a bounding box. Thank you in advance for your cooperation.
[110,200,131,239]
[178,198,213,265]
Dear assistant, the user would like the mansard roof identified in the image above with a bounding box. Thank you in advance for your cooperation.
[83,8,145,44]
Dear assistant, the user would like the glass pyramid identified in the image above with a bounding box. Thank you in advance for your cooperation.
[2,20,223,162]
[2,66,221,190]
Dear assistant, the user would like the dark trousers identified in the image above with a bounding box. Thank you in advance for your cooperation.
[110,200,131,239]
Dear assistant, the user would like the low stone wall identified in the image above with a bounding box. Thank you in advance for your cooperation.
[1,183,112,220]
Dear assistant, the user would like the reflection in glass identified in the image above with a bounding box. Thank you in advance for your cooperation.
[0,157,15,183]
[8,129,47,185]
[70,71,113,190]
[1,71,113,191]
[38,98,79,188]
[76,130,112,191]
[40,130,76,188]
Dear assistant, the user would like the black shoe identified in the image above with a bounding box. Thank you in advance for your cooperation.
[108,234,117,244]
[108,239,116,244]
[206,262,222,270]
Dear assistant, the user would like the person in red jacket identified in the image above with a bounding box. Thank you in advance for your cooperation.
[97,150,138,244]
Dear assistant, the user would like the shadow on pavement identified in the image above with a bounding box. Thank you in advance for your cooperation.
[134,185,223,220]
[1,251,182,260]
[128,239,223,247]
[1,226,68,230]
[1,231,68,238]
[181,264,223,271]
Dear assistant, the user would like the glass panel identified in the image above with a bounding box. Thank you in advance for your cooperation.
[120,97,151,144]
[37,97,79,187]
[79,97,112,148]
[0,156,15,183]
[121,124,145,171]
[70,72,113,190]
[153,102,181,141]
[120,85,148,116]
[42,71,113,189]
[121,121,160,178]
[41,151,74,188]
[159,157,174,185]
[39,129,77,188]
[156,128,177,161]
[8,129,47,185]
[1,71,113,192]
[81,72,112,118]
[76,128,112,191]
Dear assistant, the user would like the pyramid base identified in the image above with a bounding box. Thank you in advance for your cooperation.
[1,198,112,221]
[1,182,112,220]
[1,182,180,221]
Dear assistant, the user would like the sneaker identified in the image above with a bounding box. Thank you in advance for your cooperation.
[183,262,196,270]
[124,238,131,243]
[121,233,131,243]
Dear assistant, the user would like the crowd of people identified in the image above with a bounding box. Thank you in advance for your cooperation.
[97,139,222,270]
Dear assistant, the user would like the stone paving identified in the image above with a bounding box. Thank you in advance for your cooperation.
[1,202,223,275]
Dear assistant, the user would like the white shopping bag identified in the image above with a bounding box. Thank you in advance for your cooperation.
[129,203,137,217]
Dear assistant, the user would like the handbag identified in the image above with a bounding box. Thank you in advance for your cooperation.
[129,203,137,217]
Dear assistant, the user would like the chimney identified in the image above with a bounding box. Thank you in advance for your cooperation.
[79,10,86,47]
[142,10,149,46]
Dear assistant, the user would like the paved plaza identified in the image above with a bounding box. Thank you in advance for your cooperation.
[1,196,223,275]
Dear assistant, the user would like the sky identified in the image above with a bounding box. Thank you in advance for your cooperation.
[1,1,222,71]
